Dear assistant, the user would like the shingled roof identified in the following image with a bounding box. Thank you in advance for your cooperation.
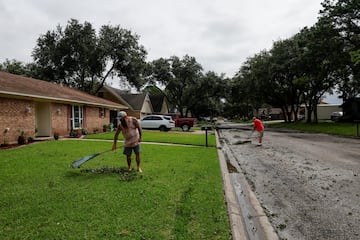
[149,95,166,113]
[120,93,149,111]
[101,85,150,111]
[0,71,127,109]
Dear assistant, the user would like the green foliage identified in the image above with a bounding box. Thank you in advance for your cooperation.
[189,71,228,118]
[350,49,360,65]
[320,0,360,102]
[229,0,359,122]
[148,55,203,116]
[148,56,229,118]
[0,140,230,239]
[98,25,147,91]
[294,19,344,122]
[270,121,357,136]
[0,59,36,77]
[32,19,147,94]
[142,85,165,95]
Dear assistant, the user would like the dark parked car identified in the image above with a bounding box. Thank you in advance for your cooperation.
[331,111,343,121]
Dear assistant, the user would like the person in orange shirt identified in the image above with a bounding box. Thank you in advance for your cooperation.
[112,111,143,172]
[252,116,264,146]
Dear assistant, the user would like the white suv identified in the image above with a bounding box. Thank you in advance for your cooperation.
[140,115,175,131]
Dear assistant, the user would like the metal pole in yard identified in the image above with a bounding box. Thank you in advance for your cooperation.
[201,126,212,147]
[205,129,209,147]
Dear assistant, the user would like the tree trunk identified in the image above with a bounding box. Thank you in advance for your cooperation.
[306,106,313,123]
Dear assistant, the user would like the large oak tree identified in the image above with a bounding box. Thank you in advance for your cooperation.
[32,19,147,94]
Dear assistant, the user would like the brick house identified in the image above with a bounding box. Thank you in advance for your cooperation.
[0,71,127,144]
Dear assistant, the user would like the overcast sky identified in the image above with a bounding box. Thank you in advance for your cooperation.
[1,0,340,103]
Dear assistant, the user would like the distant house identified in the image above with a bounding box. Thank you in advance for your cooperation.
[149,95,170,115]
[304,102,342,120]
[257,107,284,120]
[0,71,127,143]
[119,92,153,119]
[98,85,169,119]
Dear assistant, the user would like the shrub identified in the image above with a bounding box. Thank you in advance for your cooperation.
[17,130,26,145]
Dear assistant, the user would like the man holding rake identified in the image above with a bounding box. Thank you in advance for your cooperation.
[252,116,264,146]
[112,111,143,172]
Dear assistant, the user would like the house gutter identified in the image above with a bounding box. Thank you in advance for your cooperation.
[0,91,127,110]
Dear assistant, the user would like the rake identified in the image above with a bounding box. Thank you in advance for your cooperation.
[71,148,113,168]
[232,131,257,145]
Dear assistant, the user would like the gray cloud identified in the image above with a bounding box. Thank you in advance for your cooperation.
[0,0,323,77]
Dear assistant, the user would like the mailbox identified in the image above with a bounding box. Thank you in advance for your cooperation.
[201,126,212,147]
[201,126,212,131]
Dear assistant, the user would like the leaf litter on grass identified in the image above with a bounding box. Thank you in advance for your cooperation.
[80,166,141,182]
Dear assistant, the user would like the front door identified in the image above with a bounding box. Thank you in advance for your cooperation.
[35,102,51,137]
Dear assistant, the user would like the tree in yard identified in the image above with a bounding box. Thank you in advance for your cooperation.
[231,51,272,120]
[350,50,360,65]
[0,59,30,76]
[225,73,255,120]
[147,55,203,117]
[267,38,306,122]
[320,0,360,103]
[97,24,147,93]
[32,19,147,94]
[295,18,345,123]
[0,59,45,80]
[188,71,227,118]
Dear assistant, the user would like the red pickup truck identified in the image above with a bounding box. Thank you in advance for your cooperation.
[165,113,196,132]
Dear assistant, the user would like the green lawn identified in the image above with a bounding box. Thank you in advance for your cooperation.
[270,121,360,137]
[85,129,217,147]
[0,138,230,239]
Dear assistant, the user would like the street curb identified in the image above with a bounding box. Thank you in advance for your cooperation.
[215,131,248,240]
[216,130,279,240]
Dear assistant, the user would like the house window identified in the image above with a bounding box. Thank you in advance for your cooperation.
[72,105,83,129]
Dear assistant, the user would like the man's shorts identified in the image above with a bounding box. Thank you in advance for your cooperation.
[123,145,141,156]
[258,131,264,137]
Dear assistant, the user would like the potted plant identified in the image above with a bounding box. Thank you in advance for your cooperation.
[2,128,10,146]
[93,127,99,134]
[69,126,75,137]
[103,124,108,132]
[82,128,88,135]
[27,136,34,143]
[54,132,60,140]
[74,129,82,138]
[18,130,26,145]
